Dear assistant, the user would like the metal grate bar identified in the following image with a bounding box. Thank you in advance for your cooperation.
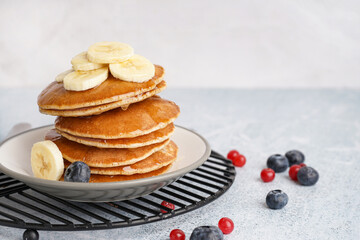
[106,202,147,219]
[210,153,232,163]
[165,185,206,201]
[0,180,20,188]
[201,164,235,175]
[6,196,73,225]
[87,203,131,222]
[0,202,50,225]
[0,184,29,197]
[182,176,223,190]
[0,177,13,183]
[196,167,233,180]
[176,179,216,195]
[36,191,111,224]
[19,192,91,225]
[0,209,25,224]
[158,188,198,205]
[136,197,170,212]
[189,171,228,185]
[122,200,160,215]
[150,193,186,209]
[206,159,233,168]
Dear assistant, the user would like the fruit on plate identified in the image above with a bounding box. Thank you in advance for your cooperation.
[64,161,91,183]
[109,54,155,82]
[285,150,305,166]
[63,67,108,91]
[297,166,319,186]
[266,190,288,210]
[267,154,289,173]
[55,69,74,83]
[87,41,134,63]
[31,140,64,181]
[71,51,106,71]
[190,226,224,240]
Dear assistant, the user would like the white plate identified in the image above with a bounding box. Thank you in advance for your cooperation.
[0,125,211,202]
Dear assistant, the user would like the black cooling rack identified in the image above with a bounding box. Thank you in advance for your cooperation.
[0,151,235,238]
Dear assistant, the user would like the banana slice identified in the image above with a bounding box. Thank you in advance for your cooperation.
[63,67,108,91]
[71,51,106,71]
[55,69,74,83]
[87,42,134,64]
[31,140,64,181]
[109,54,155,82]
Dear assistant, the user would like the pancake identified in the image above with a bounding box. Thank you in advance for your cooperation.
[58,123,175,148]
[61,164,173,183]
[45,129,170,167]
[55,96,180,139]
[63,141,177,175]
[38,65,164,110]
[39,81,167,117]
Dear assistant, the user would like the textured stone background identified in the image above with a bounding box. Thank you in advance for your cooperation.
[0,88,359,239]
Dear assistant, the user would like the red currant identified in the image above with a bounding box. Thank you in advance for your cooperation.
[260,168,275,182]
[299,163,306,167]
[160,200,175,213]
[227,150,246,167]
[218,217,234,234]
[289,165,301,181]
[170,229,185,240]
[227,150,240,160]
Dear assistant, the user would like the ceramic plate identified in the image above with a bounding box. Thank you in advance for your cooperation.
[0,125,210,202]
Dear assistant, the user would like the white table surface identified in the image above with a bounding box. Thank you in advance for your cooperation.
[0,88,359,240]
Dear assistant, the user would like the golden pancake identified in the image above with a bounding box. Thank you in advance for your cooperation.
[58,123,175,148]
[39,81,167,117]
[38,65,164,110]
[63,141,177,175]
[55,96,180,139]
[45,129,170,167]
[60,164,173,183]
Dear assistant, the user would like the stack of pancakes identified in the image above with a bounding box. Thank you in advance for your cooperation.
[38,65,180,182]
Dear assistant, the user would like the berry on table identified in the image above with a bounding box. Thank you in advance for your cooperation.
[190,226,224,240]
[260,168,275,182]
[285,150,305,166]
[289,165,301,181]
[266,190,288,210]
[64,161,91,182]
[297,166,319,186]
[160,200,175,213]
[227,150,246,167]
[170,229,185,240]
[218,217,234,234]
[299,163,306,167]
[267,154,289,173]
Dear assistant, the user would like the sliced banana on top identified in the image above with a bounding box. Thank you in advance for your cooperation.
[63,67,108,91]
[55,69,74,83]
[71,51,106,71]
[31,140,64,181]
[109,54,155,83]
[87,42,134,64]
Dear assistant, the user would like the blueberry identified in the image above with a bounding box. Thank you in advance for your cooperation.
[297,166,319,186]
[190,226,224,240]
[267,154,289,173]
[23,229,39,240]
[64,161,91,182]
[266,190,288,210]
[285,150,305,166]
